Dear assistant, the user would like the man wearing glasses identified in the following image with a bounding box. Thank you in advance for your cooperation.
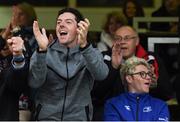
[104,56,169,121]
[91,25,172,120]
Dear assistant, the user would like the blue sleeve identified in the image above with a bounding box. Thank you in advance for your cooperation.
[104,100,121,121]
[157,102,170,121]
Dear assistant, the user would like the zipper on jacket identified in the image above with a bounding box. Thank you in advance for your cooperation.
[136,96,140,121]
[61,47,69,121]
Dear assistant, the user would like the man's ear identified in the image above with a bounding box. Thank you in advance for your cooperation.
[126,75,133,84]
[135,37,140,46]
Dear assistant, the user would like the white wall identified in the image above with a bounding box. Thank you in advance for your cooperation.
[0,0,162,31]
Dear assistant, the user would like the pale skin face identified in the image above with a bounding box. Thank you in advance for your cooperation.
[56,12,78,47]
[56,12,90,48]
[114,26,139,59]
[126,64,152,93]
[111,26,139,69]
[108,17,122,36]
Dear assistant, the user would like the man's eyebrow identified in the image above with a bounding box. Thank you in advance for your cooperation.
[65,19,75,21]
[57,18,75,21]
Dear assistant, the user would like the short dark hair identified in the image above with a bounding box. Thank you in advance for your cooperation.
[57,7,84,23]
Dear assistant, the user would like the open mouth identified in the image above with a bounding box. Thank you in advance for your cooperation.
[60,31,68,36]
[120,47,128,52]
[121,47,127,50]
[144,82,150,87]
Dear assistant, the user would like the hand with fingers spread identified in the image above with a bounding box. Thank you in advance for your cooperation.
[7,37,24,56]
[111,42,123,69]
[77,18,90,48]
[33,21,49,51]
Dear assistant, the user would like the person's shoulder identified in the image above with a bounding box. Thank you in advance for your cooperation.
[145,51,158,62]
[150,95,167,105]
[147,51,162,62]
[106,93,125,104]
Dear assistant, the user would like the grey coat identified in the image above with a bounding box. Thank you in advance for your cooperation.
[28,40,109,120]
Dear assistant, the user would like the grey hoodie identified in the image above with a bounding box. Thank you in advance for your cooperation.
[28,40,109,120]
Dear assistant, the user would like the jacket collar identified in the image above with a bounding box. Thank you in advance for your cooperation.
[49,39,80,54]
[125,92,149,102]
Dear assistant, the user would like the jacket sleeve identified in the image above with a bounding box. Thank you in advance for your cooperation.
[28,51,47,88]
[104,100,121,121]
[156,102,169,121]
[4,58,29,93]
[80,44,109,81]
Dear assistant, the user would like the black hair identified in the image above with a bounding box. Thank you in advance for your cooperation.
[57,7,84,23]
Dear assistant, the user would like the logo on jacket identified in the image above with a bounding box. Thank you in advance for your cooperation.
[143,106,152,112]
[158,117,168,121]
[124,105,131,111]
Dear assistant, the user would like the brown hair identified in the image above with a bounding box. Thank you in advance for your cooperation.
[16,2,37,26]
[103,11,127,34]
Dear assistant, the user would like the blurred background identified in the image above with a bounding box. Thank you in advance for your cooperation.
[0,0,164,31]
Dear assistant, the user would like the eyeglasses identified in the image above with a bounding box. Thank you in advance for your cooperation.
[129,71,153,79]
[114,35,137,42]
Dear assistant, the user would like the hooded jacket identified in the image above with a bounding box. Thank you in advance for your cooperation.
[28,40,109,120]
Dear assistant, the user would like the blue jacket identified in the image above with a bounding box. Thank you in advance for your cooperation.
[104,92,169,121]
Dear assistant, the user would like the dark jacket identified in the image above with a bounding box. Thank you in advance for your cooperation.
[104,92,169,121]
[0,59,29,120]
[0,26,35,120]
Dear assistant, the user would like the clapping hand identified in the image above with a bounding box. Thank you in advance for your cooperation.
[111,41,123,69]
[33,21,49,51]
[77,18,90,48]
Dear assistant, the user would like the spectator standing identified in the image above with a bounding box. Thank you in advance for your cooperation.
[28,7,108,120]
[0,2,38,120]
[0,35,29,120]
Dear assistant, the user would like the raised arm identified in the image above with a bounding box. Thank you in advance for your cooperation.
[28,21,48,88]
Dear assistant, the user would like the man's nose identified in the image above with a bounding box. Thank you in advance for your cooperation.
[146,74,152,81]
[59,22,65,28]
[120,39,127,43]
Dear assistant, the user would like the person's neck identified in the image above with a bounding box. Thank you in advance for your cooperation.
[59,40,77,48]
